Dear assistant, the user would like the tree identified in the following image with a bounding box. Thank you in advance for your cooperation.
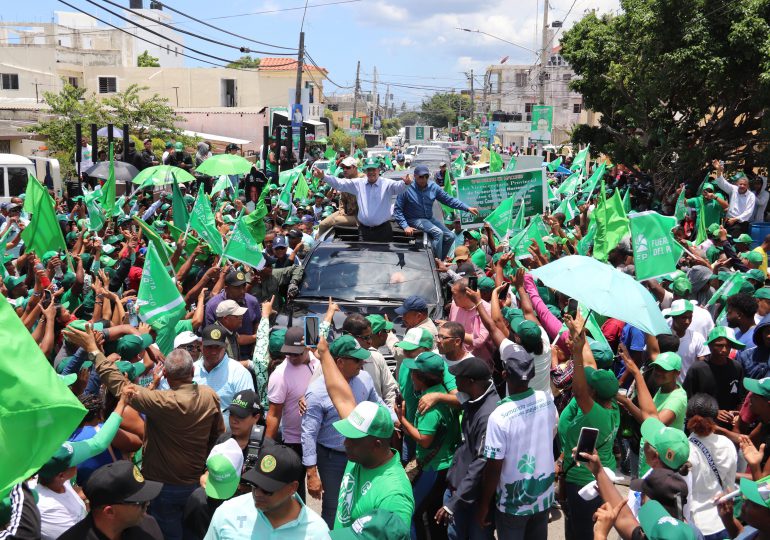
[102,84,181,140]
[381,118,401,138]
[226,55,260,69]
[137,50,160,67]
[417,93,471,127]
[561,0,770,196]
[398,111,420,127]
[328,128,366,153]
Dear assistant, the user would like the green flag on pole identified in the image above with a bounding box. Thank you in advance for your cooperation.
[694,198,709,244]
[136,242,186,327]
[328,158,338,178]
[384,154,393,169]
[485,195,516,239]
[505,155,517,172]
[556,195,578,222]
[242,191,269,245]
[622,188,631,213]
[86,194,106,232]
[294,172,310,201]
[511,215,549,259]
[168,222,199,257]
[452,153,466,178]
[99,143,117,217]
[211,175,231,196]
[629,211,684,281]
[557,171,583,196]
[440,170,458,217]
[707,272,747,306]
[324,147,337,160]
[171,176,189,231]
[547,156,563,172]
[132,217,174,267]
[190,189,223,255]
[674,188,687,222]
[279,163,306,186]
[593,180,630,262]
[581,162,607,199]
[21,174,67,255]
[570,145,590,172]
[489,151,503,173]
[223,218,266,269]
[577,216,597,256]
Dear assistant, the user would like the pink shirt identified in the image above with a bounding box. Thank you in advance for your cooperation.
[449,300,494,363]
[267,354,319,444]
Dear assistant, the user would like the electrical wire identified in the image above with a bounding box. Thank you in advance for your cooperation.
[204,0,362,21]
[304,50,354,89]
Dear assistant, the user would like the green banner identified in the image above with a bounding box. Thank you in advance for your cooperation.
[629,211,684,281]
[455,168,546,228]
[530,105,553,143]
[415,126,425,140]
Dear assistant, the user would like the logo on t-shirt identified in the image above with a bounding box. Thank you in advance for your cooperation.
[337,473,356,525]
[360,481,372,496]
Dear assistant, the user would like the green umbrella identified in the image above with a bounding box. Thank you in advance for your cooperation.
[529,255,671,335]
[195,154,253,177]
[131,165,195,186]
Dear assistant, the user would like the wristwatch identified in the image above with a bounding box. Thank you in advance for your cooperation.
[87,351,100,362]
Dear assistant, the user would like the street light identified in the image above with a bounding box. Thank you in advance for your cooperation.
[456,28,539,55]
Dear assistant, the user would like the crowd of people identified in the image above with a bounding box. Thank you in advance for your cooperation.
[3,139,770,540]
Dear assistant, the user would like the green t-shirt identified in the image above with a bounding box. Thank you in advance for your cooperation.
[155,318,193,356]
[414,384,461,471]
[470,248,487,269]
[686,195,725,228]
[59,288,83,311]
[638,385,688,476]
[398,363,457,425]
[334,451,414,530]
[558,398,620,487]
[706,245,723,263]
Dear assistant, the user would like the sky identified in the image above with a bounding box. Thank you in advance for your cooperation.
[5,0,621,108]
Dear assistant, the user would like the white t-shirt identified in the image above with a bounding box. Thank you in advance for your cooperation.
[673,326,709,382]
[37,482,87,540]
[444,352,474,369]
[499,334,552,395]
[483,389,557,516]
[691,304,715,339]
[687,433,738,535]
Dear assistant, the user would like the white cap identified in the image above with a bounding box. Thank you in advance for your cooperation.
[216,299,248,318]
[174,331,200,348]
[340,157,358,167]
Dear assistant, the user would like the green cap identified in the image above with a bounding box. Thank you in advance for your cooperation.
[184,194,195,204]
[328,509,410,540]
[333,401,394,439]
[744,376,770,398]
[362,157,379,169]
[284,216,301,226]
[321,210,333,218]
[754,288,770,300]
[38,443,77,478]
[588,339,614,369]
[101,244,116,255]
[205,438,243,500]
[58,373,77,387]
[160,203,171,212]
[153,220,167,229]
[477,276,495,291]
[637,500,696,540]
[584,366,619,400]
[5,275,26,290]
[65,231,79,244]
[115,360,146,380]
[401,351,445,375]
[747,268,766,283]
[736,233,754,243]
[739,476,770,510]
[223,215,236,224]
[504,307,525,329]
[41,251,58,264]
[512,320,542,351]
[268,329,287,356]
[324,205,335,212]
[100,255,117,268]
[329,335,371,361]
[701,182,715,192]
[650,351,682,372]
[706,326,745,349]
[707,223,721,237]
[641,417,690,469]
[745,251,764,265]
[670,276,692,296]
[174,142,184,151]
[661,270,685,283]
[67,319,104,332]
[396,328,434,351]
[665,299,693,317]
[116,333,153,359]
[464,230,482,242]
[366,314,393,334]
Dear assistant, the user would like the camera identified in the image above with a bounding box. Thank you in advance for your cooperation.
[243,424,266,471]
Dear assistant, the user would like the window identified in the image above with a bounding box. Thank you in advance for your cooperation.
[525,102,535,122]
[1,74,19,90]
[573,103,582,114]
[67,77,79,88]
[98,77,117,93]
[562,102,568,110]
[562,73,572,81]
[7,167,28,197]
[515,72,528,88]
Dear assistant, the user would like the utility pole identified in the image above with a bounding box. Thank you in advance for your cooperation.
[384,84,390,119]
[294,31,305,107]
[469,69,475,147]
[172,86,180,107]
[32,82,40,104]
[372,65,378,125]
[351,60,360,155]
[537,0,549,155]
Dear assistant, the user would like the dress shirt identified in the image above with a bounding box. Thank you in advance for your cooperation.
[194,355,255,423]
[393,181,470,229]
[715,175,757,222]
[322,174,409,227]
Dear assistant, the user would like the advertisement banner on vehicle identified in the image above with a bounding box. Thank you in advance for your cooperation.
[530,105,553,143]
[455,167,546,228]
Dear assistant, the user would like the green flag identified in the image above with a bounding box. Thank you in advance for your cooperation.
[279,163,306,186]
[511,199,526,232]
[211,175,231,195]
[484,195,516,239]
[629,211,684,281]
[556,195,578,221]
[577,215,597,256]
[489,151,503,173]
[294,173,310,201]
[0,294,86,496]
[546,156,563,172]
[133,217,174,266]
[328,158,338,178]
[674,188,687,222]
[223,217,266,269]
[324,147,337,160]
[511,215,549,259]
[557,171,583,196]
[171,177,189,231]
[85,195,106,232]
[593,180,630,262]
[694,197,708,244]
[136,242,186,327]
[190,189,223,255]
[570,145,590,172]
[385,154,393,169]
[707,272,747,306]
[440,170,458,217]
[21,174,67,256]
[451,153,466,178]
[112,195,126,218]
[622,188,631,213]
[581,162,606,199]
[547,182,559,206]
[167,222,199,257]
[505,155,517,172]
[98,143,117,218]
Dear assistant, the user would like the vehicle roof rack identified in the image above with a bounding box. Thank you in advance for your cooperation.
[319,223,427,248]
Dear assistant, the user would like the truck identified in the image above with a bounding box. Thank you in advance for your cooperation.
[405,125,434,143]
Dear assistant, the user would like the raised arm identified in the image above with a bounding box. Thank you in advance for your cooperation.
[317,335,356,418]
[465,287,507,347]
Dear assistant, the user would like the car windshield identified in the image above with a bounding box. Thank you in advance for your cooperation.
[299,245,438,302]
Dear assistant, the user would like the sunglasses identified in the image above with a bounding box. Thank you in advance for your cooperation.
[346,332,372,342]
[180,343,200,351]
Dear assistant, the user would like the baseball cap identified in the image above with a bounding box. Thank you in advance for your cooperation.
[38,443,80,478]
[670,276,692,296]
[174,331,201,349]
[395,328,434,351]
[448,356,491,380]
[333,401,394,439]
[268,328,287,356]
[588,339,614,369]
[736,233,754,243]
[395,295,429,315]
[329,335,371,361]
[281,326,305,355]
[453,245,470,262]
[283,216,301,227]
[755,288,770,300]
[115,360,145,380]
[224,269,248,286]
[701,182,715,192]
[85,461,162,507]
[650,351,682,372]
[744,376,770,398]
[205,438,244,500]
[463,230,482,242]
[329,509,410,540]
[583,367,620,400]
[739,476,770,510]
[273,236,288,249]
[637,500,696,540]
[477,276,496,291]
[413,165,429,177]
[216,299,248,318]
[59,372,77,386]
[401,351,445,375]
[287,229,303,240]
[362,157,379,170]
[499,340,534,382]
[174,142,184,151]
[664,299,694,317]
[201,325,227,347]
[5,275,26,290]
[228,389,261,418]
[67,319,105,332]
[455,262,476,278]
[241,445,304,493]
[366,314,393,334]
[511,320,542,351]
[116,334,153,359]
[747,268,766,283]
[706,326,745,349]
[746,251,764,265]
[639,417,690,469]
[340,156,358,168]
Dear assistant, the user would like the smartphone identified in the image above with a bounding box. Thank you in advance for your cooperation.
[395,390,404,409]
[467,276,478,291]
[498,283,510,300]
[566,298,579,318]
[575,427,600,462]
[304,315,320,348]
[41,289,52,308]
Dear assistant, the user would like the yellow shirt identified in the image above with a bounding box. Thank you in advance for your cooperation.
[753,246,768,274]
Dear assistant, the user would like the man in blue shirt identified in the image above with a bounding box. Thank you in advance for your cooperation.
[301,335,394,528]
[394,165,479,259]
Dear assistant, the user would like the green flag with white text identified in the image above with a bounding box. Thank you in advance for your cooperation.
[190,189,223,255]
[593,180,630,262]
[223,218,266,269]
[674,188,687,222]
[557,171,582,196]
[485,195,516,239]
[505,156,517,172]
[133,217,174,267]
[211,175,231,196]
[629,211,684,281]
[136,242,186,327]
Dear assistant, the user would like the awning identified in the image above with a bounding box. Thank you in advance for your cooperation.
[180,129,251,145]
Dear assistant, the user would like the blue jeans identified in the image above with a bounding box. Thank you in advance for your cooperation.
[316,445,349,529]
[148,483,197,540]
[444,489,494,540]
[412,468,447,540]
[410,217,455,259]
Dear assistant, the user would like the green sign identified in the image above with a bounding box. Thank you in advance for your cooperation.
[349,118,362,133]
[455,168,546,227]
[415,126,425,140]
[629,211,684,281]
[530,105,553,143]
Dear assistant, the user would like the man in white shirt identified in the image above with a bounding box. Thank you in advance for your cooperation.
[751,176,769,223]
[713,159,756,236]
[312,156,412,242]
[664,299,709,381]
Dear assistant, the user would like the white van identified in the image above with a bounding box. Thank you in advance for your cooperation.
[0,154,62,202]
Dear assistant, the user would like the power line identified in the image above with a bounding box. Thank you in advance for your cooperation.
[204,0,362,21]
[304,50,354,89]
